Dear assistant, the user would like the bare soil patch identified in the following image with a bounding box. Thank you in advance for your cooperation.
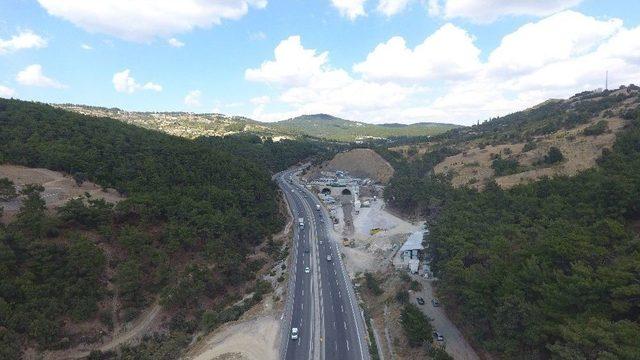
[0,164,123,222]
[434,117,627,189]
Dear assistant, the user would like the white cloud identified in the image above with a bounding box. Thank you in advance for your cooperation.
[331,0,367,20]
[246,11,640,125]
[438,0,583,23]
[184,90,202,106]
[81,43,93,50]
[36,0,268,42]
[250,95,271,105]
[16,64,66,89]
[427,0,440,16]
[245,36,329,86]
[112,69,162,93]
[0,85,16,97]
[250,31,267,40]
[353,23,481,82]
[488,11,622,76]
[377,0,411,16]
[167,38,185,47]
[246,35,413,122]
[0,30,47,54]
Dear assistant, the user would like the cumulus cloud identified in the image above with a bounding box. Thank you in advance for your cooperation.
[246,35,413,122]
[377,0,411,16]
[167,38,185,47]
[0,85,16,97]
[435,0,583,23]
[246,11,640,125]
[331,0,367,20]
[36,0,268,42]
[81,43,93,50]
[0,30,47,54]
[354,23,481,82]
[246,36,330,86]
[112,69,162,93]
[16,64,66,88]
[184,90,202,106]
[488,11,622,76]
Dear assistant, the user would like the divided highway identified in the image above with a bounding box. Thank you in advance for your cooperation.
[277,169,370,360]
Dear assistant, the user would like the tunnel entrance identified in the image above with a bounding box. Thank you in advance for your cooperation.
[321,188,331,195]
[341,188,352,196]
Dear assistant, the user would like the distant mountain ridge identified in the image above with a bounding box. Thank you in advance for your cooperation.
[53,104,459,142]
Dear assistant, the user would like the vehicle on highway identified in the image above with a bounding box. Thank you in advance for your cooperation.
[326,255,332,262]
[416,297,425,305]
[316,204,321,211]
[305,266,310,273]
[304,247,309,253]
[433,331,444,342]
[432,299,440,307]
[291,327,299,340]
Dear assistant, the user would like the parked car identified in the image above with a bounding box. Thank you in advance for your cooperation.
[433,331,444,342]
[416,297,425,305]
[291,327,299,340]
[431,299,440,307]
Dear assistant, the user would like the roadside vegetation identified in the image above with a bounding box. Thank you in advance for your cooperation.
[381,90,640,358]
[0,98,320,357]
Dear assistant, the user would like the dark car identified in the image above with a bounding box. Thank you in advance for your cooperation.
[416,297,425,305]
[304,247,310,253]
[431,299,440,307]
[433,331,444,342]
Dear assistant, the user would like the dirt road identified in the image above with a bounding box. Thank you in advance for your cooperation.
[411,277,480,360]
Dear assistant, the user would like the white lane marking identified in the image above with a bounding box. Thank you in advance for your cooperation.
[346,340,350,352]
[343,321,347,330]
[302,303,304,311]
[341,305,344,313]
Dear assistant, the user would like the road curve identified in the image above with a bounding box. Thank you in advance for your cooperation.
[276,169,370,360]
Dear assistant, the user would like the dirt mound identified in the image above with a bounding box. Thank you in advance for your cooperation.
[311,148,395,184]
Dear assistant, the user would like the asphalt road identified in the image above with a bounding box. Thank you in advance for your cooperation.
[276,169,370,360]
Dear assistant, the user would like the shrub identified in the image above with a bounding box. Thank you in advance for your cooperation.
[396,289,410,304]
[583,120,609,136]
[400,304,433,347]
[364,272,384,296]
[544,146,564,164]
[491,157,520,176]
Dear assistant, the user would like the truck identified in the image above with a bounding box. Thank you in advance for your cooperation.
[298,218,304,228]
[316,204,321,211]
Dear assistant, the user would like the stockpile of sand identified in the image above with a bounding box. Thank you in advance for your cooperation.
[310,148,395,184]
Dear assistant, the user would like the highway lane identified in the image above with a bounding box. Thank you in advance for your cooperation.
[277,169,369,360]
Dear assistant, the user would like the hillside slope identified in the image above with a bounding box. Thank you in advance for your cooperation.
[273,114,458,141]
[382,85,640,359]
[0,99,298,358]
[55,105,458,142]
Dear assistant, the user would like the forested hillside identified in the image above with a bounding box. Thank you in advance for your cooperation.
[273,114,458,142]
[0,99,314,357]
[382,87,640,358]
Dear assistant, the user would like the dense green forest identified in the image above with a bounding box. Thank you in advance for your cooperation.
[383,92,640,358]
[0,98,316,356]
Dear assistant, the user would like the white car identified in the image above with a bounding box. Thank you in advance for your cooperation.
[291,327,299,340]
[305,266,310,273]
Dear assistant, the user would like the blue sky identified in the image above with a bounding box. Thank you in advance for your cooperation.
[1,0,639,125]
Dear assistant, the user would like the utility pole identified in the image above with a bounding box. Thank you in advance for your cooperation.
[606,70,608,91]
